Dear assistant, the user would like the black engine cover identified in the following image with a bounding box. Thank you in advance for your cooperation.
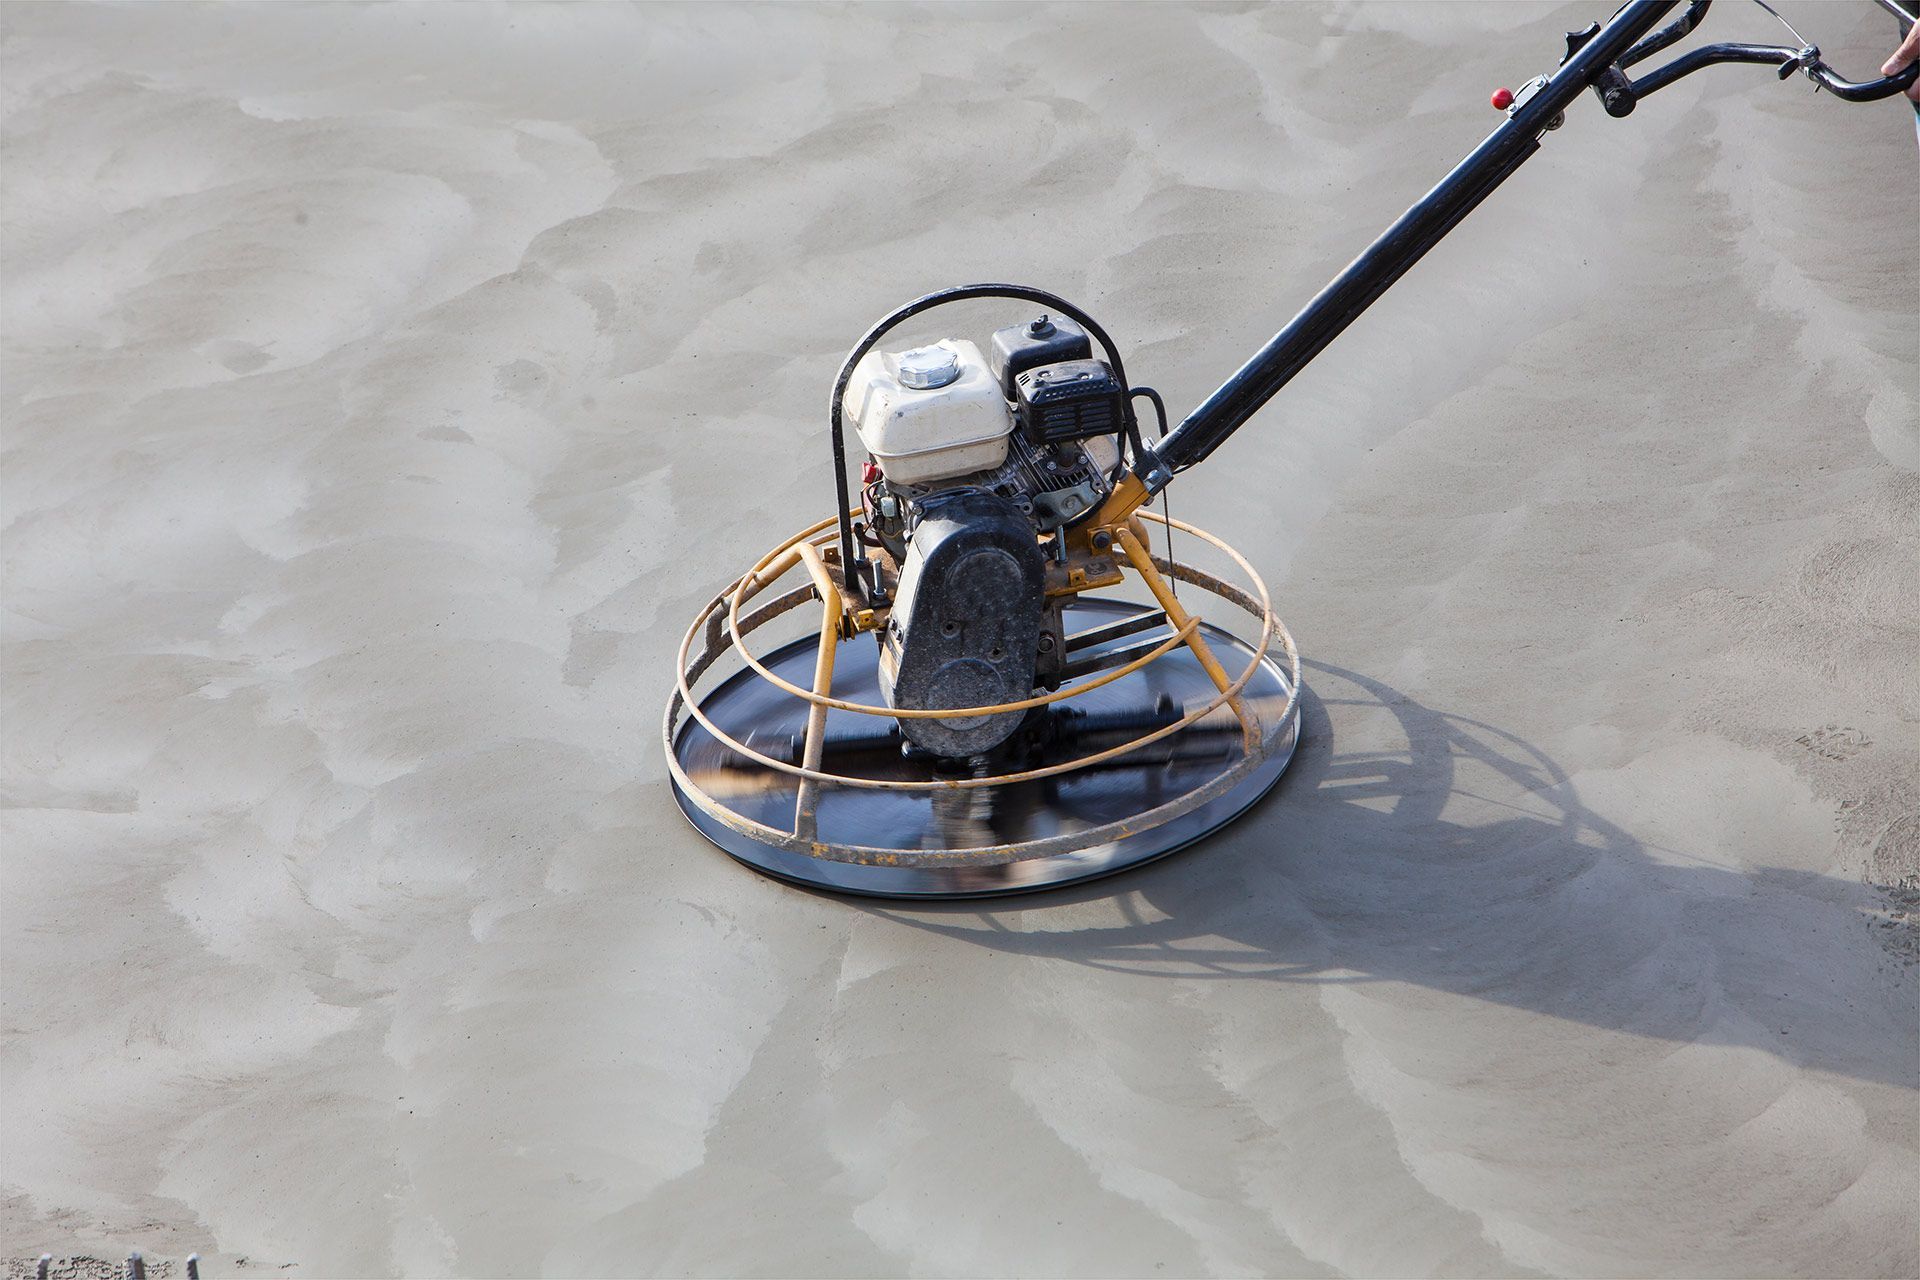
[1012,358,1125,446]
[880,490,1046,758]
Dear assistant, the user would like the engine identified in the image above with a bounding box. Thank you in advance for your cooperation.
[842,315,1129,757]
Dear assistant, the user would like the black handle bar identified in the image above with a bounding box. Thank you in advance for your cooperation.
[1805,59,1918,101]
[1632,41,1919,102]
[1145,0,1915,490]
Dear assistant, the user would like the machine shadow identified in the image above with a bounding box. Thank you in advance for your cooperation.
[867,661,1915,1091]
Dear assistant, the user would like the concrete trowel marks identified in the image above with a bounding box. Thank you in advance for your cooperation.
[2,2,1915,1277]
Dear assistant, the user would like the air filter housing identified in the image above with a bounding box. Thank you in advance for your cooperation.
[1012,358,1125,446]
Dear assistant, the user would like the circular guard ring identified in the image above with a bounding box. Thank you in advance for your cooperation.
[664,510,1301,898]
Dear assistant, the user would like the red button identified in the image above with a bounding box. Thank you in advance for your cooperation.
[1491,87,1515,110]
[861,461,881,484]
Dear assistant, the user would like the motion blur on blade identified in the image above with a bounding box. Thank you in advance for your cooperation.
[664,0,1918,898]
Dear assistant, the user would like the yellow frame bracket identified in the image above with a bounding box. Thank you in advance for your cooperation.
[1114,520,1257,753]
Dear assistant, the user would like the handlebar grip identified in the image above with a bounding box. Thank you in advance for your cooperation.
[1805,58,1919,102]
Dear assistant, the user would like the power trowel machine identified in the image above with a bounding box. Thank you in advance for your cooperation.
[665,0,1919,897]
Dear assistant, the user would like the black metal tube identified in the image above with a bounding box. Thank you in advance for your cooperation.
[1148,0,1681,485]
[1620,0,1712,69]
[1802,57,1919,101]
[1875,0,1917,30]
[1628,41,1798,96]
[1625,39,1920,102]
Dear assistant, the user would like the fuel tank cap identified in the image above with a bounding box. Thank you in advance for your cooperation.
[895,345,960,390]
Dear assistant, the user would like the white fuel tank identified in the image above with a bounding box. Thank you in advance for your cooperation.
[842,340,1012,486]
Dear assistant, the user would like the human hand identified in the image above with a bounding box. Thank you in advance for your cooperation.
[1883,21,1920,101]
